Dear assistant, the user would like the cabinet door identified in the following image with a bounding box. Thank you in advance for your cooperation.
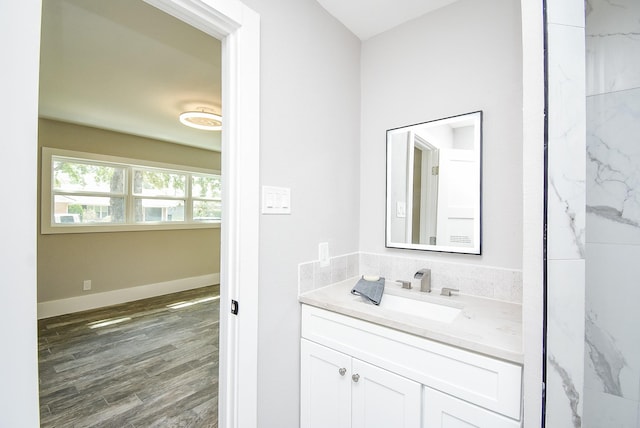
[301,339,351,428]
[351,359,422,428]
[423,387,521,428]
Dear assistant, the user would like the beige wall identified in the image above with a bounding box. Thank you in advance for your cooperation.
[37,118,221,302]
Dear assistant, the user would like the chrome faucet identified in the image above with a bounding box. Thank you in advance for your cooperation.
[414,268,431,293]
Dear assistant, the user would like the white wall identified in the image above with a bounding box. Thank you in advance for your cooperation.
[520,0,545,425]
[0,0,42,426]
[360,0,523,270]
[238,0,361,426]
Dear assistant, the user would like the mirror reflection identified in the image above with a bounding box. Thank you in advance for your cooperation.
[386,111,482,254]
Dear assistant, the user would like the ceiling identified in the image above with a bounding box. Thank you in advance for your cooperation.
[316,0,460,40]
[39,0,222,152]
[39,0,457,152]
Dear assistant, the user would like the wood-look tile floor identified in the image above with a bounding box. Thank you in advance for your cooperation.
[38,286,220,428]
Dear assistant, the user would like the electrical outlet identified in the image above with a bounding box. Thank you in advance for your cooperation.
[83,280,92,291]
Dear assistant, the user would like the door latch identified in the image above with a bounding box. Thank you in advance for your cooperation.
[231,299,239,315]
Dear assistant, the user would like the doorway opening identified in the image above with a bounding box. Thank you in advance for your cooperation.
[35,0,260,426]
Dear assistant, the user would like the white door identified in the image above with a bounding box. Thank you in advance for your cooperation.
[435,148,478,248]
[351,359,422,428]
[301,339,352,428]
[423,387,520,428]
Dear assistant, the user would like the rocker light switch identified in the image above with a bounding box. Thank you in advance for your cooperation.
[262,186,291,214]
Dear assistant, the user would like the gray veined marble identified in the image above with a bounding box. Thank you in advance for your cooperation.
[586,88,640,236]
[585,243,640,403]
[585,312,627,397]
[587,205,639,228]
[547,21,587,260]
[549,354,582,428]
[586,0,640,96]
[550,177,586,258]
[545,2,588,425]
[583,1,640,427]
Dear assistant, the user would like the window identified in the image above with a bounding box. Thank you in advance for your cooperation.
[132,168,186,223]
[42,148,221,234]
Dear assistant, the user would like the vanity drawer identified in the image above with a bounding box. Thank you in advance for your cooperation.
[301,305,522,420]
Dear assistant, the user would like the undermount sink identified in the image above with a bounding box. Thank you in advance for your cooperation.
[375,293,461,323]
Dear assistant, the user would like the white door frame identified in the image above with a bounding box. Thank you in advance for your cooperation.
[2,0,259,425]
[143,1,261,427]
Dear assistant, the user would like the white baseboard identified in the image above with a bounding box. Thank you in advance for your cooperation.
[37,273,220,319]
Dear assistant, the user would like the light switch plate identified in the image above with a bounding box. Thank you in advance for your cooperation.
[262,186,291,214]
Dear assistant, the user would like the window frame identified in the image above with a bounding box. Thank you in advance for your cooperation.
[41,147,221,234]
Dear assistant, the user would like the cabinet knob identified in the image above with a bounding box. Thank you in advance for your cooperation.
[338,368,346,376]
[352,374,360,382]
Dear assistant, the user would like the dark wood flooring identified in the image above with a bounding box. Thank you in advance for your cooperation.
[38,286,220,428]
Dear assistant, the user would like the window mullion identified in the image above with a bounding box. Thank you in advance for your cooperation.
[186,173,193,222]
[53,190,126,198]
[127,166,134,224]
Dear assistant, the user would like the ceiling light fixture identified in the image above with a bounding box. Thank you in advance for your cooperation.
[179,108,222,131]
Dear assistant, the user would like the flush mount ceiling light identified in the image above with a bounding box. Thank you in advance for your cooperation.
[179,108,222,131]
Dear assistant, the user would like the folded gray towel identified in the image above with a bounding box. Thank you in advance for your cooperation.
[351,276,385,305]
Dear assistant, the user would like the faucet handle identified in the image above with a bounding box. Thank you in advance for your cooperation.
[396,280,412,289]
[440,287,459,297]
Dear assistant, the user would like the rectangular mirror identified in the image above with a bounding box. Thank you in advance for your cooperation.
[386,111,482,254]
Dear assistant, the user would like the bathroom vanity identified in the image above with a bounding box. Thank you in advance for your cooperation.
[299,278,523,428]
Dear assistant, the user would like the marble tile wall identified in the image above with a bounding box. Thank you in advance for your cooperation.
[584,1,640,426]
[298,252,523,304]
[545,1,587,427]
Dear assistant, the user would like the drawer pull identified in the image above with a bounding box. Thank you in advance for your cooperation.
[339,368,346,376]
[352,374,360,382]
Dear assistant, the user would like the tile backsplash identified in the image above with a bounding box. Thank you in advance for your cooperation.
[298,252,522,304]
[298,252,359,295]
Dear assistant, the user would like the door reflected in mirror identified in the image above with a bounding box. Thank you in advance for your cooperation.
[386,111,482,254]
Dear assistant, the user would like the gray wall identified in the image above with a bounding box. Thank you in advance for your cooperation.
[359,0,523,269]
[242,0,523,425]
[238,0,361,426]
[0,1,536,426]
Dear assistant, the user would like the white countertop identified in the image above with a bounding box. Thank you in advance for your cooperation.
[299,277,523,364]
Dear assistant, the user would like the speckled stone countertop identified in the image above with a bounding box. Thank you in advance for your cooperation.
[299,277,523,364]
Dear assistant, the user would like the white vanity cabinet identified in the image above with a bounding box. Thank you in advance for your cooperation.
[423,387,519,428]
[301,339,421,428]
[301,305,522,428]
[300,339,351,428]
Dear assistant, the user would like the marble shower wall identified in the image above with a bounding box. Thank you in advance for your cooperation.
[584,1,640,427]
[545,0,586,427]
